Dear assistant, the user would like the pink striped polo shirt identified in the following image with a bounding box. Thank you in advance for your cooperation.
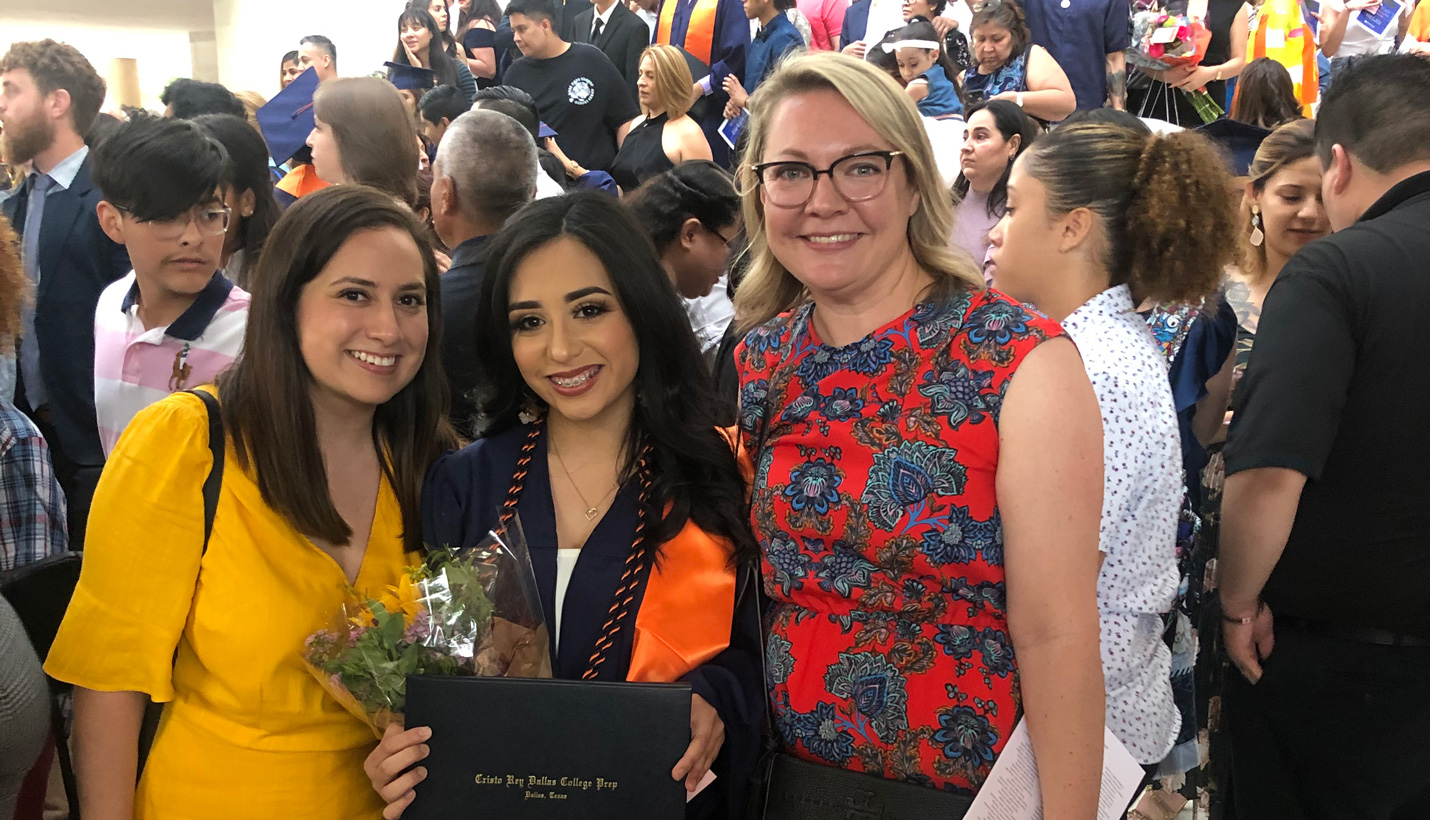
[93,270,249,457]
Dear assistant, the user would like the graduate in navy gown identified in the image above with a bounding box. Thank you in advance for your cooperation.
[365,192,763,819]
[654,0,750,166]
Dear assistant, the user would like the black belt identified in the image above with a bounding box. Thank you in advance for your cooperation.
[1277,615,1430,647]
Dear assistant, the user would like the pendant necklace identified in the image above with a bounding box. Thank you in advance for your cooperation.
[551,440,621,521]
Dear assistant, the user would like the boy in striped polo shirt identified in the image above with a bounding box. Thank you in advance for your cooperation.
[91,118,249,457]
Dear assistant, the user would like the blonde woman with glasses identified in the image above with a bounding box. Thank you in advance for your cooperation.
[609,45,713,194]
[733,50,1104,819]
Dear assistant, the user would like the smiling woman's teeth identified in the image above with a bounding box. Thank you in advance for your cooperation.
[349,351,396,367]
[807,234,858,244]
[552,369,596,388]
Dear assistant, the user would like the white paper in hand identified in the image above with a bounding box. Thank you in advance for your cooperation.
[963,719,1144,820]
[685,771,717,803]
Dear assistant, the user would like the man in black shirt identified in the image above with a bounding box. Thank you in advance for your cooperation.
[1219,54,1430,820]
[503,0,640,172]
[430,108,540,438]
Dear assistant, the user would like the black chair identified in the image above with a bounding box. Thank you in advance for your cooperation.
[2,551,83,820]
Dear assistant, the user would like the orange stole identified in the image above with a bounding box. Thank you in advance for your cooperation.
[1411,0,1430,43]
[626,520,737,682]
[657,0,720,66]
[275,164,331,199]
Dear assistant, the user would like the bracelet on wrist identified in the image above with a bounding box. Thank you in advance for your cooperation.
[1220,599,1264,625]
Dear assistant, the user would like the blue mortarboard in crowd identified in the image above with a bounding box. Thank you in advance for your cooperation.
[384,61,437,92]
[1196,118,1273,177]
[256,66,319,165]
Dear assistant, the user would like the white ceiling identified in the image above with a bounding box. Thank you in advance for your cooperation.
[1,0,216,31]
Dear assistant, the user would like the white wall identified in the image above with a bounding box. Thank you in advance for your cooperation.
[0,18,198,112]
[212,0,405,99]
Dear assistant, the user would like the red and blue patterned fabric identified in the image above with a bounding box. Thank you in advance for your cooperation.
[735,289,1061,795]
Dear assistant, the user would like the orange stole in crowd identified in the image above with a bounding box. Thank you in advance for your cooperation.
[275,164,331,199]
[627,520,737,681]
[1247,0,1318,116]
[1410,0,1430,43]
[657,0,720,66]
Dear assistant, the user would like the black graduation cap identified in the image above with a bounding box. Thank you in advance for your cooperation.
[256,66,319,166]
[1196,118,1273,177]
[385,61,437,92]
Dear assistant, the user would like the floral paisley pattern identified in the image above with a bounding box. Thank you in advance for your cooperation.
[736,291,1060,794]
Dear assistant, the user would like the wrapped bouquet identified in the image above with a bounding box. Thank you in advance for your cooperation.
[1129,4,1224,123]
[1129,9,1214,72]
[303,521,552,735]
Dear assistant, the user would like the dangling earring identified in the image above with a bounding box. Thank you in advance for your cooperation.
[518,390,544,425]
[1249,206,1264,247]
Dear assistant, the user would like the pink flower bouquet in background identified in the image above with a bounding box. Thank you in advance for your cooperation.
[1129,4,1224,122]
[302,519,552,736]
[1130,10,1214,72]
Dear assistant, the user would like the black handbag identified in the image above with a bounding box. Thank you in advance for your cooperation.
[751,753,973,820]
[136,389,225,775]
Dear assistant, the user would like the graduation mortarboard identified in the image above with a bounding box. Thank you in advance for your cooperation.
[256,66,319,166]
[1196,118,1273,177]
[385,61,437,92]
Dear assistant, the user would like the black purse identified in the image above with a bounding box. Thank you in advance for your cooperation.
[751,753,973,820]
[136,389,225,775]
[739,319,973,820]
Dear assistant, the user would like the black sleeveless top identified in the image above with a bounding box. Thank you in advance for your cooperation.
[610,113,675,193]
[1203,0,1243,106]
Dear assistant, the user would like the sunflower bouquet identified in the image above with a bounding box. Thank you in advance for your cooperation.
[302,522,552,736]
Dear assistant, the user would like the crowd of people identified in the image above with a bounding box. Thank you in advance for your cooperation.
[0,0,1428,817]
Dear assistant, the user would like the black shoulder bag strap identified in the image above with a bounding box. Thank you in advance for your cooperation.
[190,389,225,552]
[136,389,225,778]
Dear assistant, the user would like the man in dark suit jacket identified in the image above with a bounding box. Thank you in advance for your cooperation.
[1,40,130,548]
[572,0,653,98]
[429,109,540,438]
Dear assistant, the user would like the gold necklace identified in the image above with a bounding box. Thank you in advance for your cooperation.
[550,440,621,521]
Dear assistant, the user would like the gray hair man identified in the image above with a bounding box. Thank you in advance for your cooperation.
[431,108,539,437]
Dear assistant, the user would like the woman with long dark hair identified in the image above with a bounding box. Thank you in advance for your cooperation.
[192,114,281,290]
[43,186,458,819]
[364,192,762,819]
[1230,57,1303,130]
[949,98,1038,275]
[408,0,459,57]
[453,0,502,83]
[394,7,478,100]
[308,77,422,209]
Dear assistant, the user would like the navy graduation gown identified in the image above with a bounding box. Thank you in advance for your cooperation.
[421,423,763,818]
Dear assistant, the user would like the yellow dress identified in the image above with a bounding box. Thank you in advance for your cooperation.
[45,390,411,820]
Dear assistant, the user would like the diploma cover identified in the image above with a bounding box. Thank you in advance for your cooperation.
[405,676,692,819]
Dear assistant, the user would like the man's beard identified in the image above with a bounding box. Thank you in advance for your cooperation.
[0,111,56,166]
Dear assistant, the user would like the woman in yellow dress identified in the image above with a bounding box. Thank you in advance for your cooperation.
[44,186,458,820]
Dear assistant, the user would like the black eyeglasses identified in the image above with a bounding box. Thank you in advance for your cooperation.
[750,151,906,208]
[700,222,737,247]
